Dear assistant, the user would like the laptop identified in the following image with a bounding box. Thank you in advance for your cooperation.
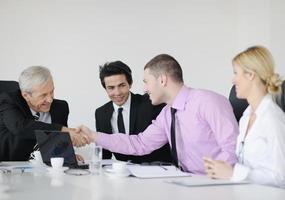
[35,130,89,169]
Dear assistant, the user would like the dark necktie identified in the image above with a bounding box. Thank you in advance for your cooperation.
[117,107,126,133]
[34,112,40,121]
[170,108,179,167]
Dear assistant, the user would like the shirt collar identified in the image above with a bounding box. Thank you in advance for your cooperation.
[171,85,190,111]
[112,92,131,112]
[255,94,274,116]
[244,94,273,117]
[30,108,39,116]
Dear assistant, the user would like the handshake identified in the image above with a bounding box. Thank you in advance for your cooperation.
[61,125,96,147]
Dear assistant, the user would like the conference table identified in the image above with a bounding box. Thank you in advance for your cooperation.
[0,162,284,200]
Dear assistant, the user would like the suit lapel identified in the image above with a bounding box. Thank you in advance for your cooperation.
[50,103,56,123]
[105,102,114,133]
[129,93,138,134]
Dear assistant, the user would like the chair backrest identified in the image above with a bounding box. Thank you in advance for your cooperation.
[0,80,20,94]
[228,85,248,122]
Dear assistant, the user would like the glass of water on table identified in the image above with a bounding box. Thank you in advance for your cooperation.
[88,144,102,175]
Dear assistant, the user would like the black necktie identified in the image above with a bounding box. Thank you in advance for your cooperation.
[117,107,126,133]
[34,112,40,121]
[170,108,179,167]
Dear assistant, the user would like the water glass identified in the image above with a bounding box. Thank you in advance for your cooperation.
[89,145,102,175]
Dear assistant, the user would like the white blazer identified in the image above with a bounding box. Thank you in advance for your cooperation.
[231,94,285,187]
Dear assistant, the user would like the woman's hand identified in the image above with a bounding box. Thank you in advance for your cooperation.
[203,157,234,179]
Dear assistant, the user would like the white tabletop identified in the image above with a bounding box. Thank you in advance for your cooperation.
[0,162,284,200]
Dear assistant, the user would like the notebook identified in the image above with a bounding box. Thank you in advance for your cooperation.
[127,165,191,178]
[167,177,249,187]
[35,130,88,169]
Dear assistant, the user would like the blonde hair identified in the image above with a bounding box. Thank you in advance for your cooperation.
[233,45,283,94]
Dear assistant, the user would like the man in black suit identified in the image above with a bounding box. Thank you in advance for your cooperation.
[95,61,171,163]
[0,66,86,161]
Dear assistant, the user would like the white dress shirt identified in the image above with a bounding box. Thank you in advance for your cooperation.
[30,109,51,124]
[231,94,285,187]
[111,93,131,135]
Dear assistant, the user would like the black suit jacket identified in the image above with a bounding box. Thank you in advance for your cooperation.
[0,90,69,161]
[95,93,171,163]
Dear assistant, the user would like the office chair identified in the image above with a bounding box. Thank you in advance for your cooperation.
[0,80,20,93]
[228,85,248,122]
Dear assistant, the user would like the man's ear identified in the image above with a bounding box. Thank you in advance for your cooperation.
[160,74,168,87]
[21,91,30,101]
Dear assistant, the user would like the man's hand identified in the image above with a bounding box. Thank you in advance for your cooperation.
[75,125,96,143]
[61,126,91,147]
[203,157,234,179]
[75,154,85,163]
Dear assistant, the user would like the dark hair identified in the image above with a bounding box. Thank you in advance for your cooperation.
[144,54,183,83]
[99,61,133,88]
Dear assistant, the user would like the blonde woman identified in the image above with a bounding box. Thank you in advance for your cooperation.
[204,46,285,187]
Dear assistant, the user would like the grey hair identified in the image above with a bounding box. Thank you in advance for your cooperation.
[18,66,52,93]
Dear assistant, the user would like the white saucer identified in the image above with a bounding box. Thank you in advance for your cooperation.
[104,168,131,177]
[47,166,69,173]
[29,159,46,167]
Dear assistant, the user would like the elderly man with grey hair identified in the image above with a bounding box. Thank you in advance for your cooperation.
[0,66,87,161]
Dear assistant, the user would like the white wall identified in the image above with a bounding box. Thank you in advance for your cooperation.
[1,0,285,128]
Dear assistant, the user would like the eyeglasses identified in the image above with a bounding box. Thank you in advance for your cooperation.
[237,141,245,164]
[141,161,172,166]
[0,166,32,174]
[140,161,179,171]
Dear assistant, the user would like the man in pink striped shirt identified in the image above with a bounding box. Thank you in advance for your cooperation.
[79,54,238,174]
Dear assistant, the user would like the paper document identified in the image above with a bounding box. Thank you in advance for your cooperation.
[127,165,191,178]
[168,177,249,187]
[102,159,113,166]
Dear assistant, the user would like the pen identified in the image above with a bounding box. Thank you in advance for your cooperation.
[160,166,168,170]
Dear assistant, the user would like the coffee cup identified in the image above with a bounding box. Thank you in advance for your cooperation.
[112,161,127,173]
[50,157,64,169]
